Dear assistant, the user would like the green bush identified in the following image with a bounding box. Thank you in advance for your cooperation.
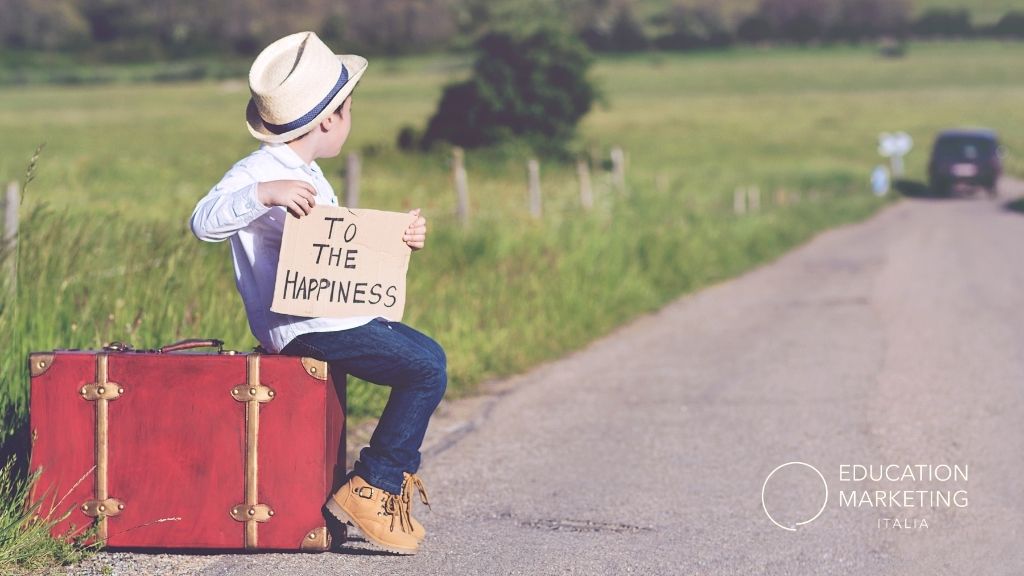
[421,25,597,152]
[991,11,1024,38]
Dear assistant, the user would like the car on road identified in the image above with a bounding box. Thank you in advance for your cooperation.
[928,129,1004,197]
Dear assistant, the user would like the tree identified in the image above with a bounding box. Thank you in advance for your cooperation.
[608,6,649,51]
[757,0,839,44]
[421,25,597,151]
[831,0,910,41]
[342,0,456,55]
[912,8,973,38]
[655,3,733,51]
[456,0,610,42]
[0,0,90,50]
[737,13,773,43]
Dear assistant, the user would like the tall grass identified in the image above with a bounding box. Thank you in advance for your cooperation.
[1,150,100,567]
[0,459,95,574]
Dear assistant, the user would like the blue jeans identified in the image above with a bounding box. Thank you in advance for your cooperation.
[280,317,447,494]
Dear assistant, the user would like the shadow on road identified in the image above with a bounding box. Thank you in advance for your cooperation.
[327,533,416,556]
[1004,197,1024,214]
[103,535,395,557]
[894,179,946,199]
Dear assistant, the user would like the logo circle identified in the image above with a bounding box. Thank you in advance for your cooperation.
[761,461,828,531]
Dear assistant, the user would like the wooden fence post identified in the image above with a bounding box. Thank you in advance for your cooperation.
[733,187,746,215]
[4,181,19,288]
[610,146,626,193]
[452,147,470,226]
[576,159,593,211]
[527,158,542,218]
[344,152,360,208]
[4,182,18,246]
[747,186,761,212]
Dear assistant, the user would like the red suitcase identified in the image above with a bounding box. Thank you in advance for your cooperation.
[27,339,346,551]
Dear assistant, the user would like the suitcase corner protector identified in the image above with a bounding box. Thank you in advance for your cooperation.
[300,357,328,381]
[300,526,331,551]
[29,353,55,377]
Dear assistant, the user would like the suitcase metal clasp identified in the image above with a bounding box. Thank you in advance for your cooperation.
[230,503,274,523]
[81,497,125,518]
[79,383,124,401]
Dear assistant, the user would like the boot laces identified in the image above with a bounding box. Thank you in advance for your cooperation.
[402,473,431,510]
[382,492,414,534]
[376,474,430,534]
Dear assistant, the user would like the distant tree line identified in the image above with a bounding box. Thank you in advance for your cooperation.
[0,0,457,58]
[582,1,1024,53]
[0,0,1022,59]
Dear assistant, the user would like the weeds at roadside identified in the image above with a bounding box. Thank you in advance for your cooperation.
[0,458,98,575]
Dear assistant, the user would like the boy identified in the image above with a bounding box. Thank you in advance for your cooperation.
[190,31,445,555]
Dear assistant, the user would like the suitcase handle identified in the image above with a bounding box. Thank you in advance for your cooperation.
[158,339,225,354]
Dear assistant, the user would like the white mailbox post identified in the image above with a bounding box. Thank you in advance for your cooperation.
[878,132,913,178]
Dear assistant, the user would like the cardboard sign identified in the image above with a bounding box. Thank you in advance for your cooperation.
[271,205,414,320]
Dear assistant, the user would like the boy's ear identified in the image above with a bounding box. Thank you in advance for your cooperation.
[319,113,335,132]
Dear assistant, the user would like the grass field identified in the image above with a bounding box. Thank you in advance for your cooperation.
[0,40,1022,569]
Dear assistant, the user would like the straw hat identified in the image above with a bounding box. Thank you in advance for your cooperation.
[246,31,368,143]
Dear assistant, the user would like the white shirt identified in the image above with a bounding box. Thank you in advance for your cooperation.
[190,143,377,353]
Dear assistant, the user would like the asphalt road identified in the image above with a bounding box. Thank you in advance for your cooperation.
[72,182,1024,575]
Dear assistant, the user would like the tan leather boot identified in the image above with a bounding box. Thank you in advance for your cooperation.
[326,475,419,555]
[401,472,431,541]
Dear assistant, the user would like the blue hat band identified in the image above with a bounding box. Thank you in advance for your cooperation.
[264,64,349,135]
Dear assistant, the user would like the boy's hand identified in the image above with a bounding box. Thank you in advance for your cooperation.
[256,180,317,218]
[404,209,427,251]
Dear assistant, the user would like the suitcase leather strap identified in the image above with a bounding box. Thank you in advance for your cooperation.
[158,339,225,354]
[101,339,228,354]
[80,354,125,544]
[229,354,277,549]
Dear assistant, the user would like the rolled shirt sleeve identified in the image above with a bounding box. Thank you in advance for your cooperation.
[190,169,272,242]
